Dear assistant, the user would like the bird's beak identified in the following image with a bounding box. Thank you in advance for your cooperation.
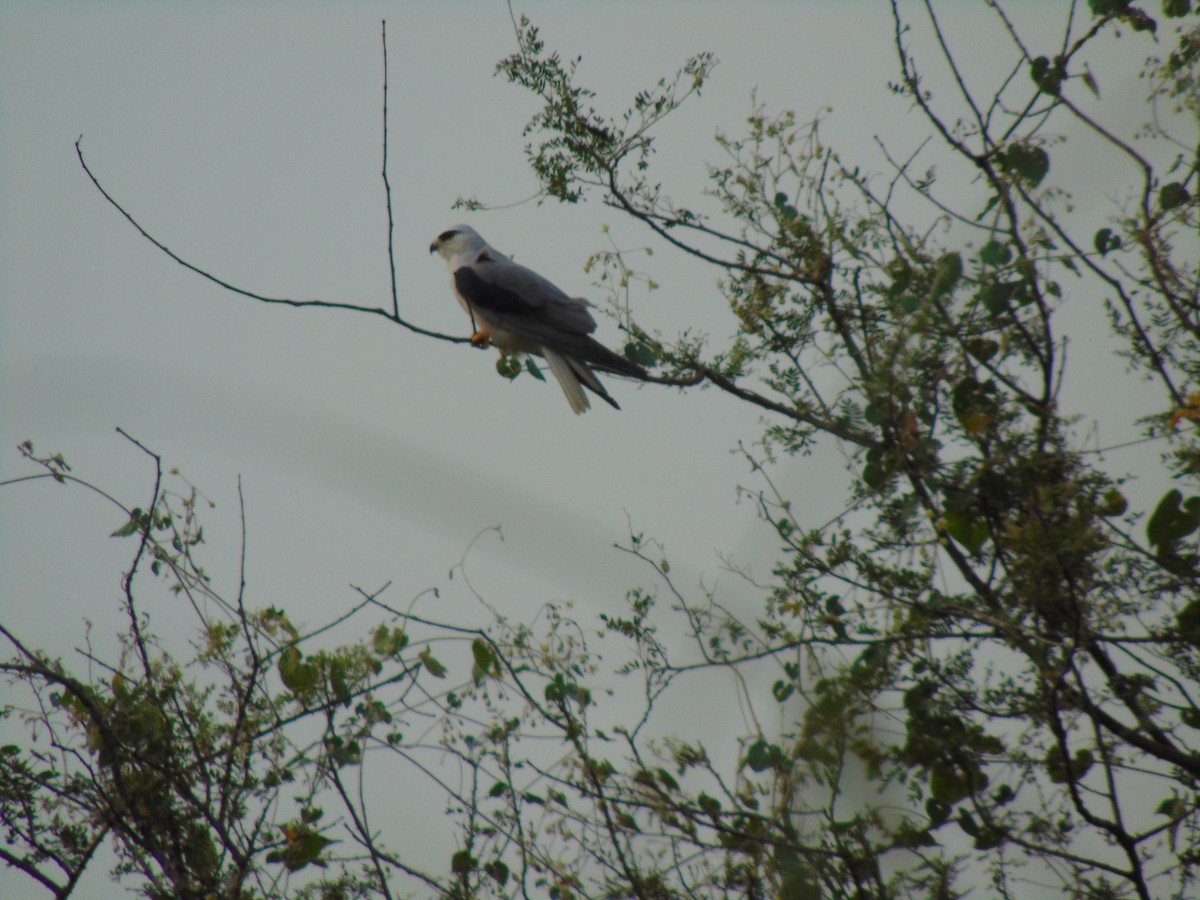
[428,241,438,254]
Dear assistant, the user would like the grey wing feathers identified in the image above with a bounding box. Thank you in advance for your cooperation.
[564,334,647,379]
[456,255,648,380]
[459,256,596,334]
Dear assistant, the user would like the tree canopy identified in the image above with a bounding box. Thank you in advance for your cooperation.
[4,2,1200,898]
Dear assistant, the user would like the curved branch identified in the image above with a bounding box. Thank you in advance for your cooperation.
[76,134,714,396]
[687,361,879,449]
[75,137,469,346]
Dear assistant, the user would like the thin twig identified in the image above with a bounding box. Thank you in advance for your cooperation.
[75,137,468,345]
[381,20,401,322]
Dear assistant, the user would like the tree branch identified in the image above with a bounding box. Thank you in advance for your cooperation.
[75,137,469,345]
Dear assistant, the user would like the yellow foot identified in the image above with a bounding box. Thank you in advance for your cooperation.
[470,330,492,349]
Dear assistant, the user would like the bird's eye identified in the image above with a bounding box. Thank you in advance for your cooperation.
[438,230,458,243]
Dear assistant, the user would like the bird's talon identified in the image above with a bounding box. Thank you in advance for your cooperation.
[469,330,492,349]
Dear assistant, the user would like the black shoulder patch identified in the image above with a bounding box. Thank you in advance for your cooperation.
[454,266,527,316]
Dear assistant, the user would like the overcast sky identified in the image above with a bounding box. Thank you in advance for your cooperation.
[1,2,1163,896]
[1,1,935,661]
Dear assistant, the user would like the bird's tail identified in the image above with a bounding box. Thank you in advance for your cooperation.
[543,350,624,413]
[578,337,649,380]
[543,350,591,414]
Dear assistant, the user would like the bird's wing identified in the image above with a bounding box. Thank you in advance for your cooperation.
[453,253,597,337]
[453,254,649,381]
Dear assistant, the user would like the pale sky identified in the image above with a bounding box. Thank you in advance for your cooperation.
[2,1,926,665]
[0,2,1157,896]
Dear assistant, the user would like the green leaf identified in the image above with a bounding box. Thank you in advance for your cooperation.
[1002,143,1050,186]
[862,458,892,490]
[973,827,1003,851]
[268,827,334,872]
[887,257,913,293]
[524,358,546,381]
[1159,794,1188,852]
[956,809,980,838]
[894,822,939,848]
[624,340,657,367]
[1122,7,1158,30]
[1156,795,1187,818]
[323,734,361,767]
[976,280,1019,316]
[300,805,323,824]
[1163,0,1191,16]
[1030,56,1064,96]
[864,401,891,426]
[419,648,448,679]
[942,509,988,554]
[655,767,680,792]
[975,193,1001,222]
[110,517,141,538]
[1093,227,1121,256]
[931,764,973,805]
[1046,747,1094,783]
[329,658,352,707]
[698,792,722,819]
[543,673,590,708]
[978,239,1012,267]
[1147,489,1200,549]
[278,646,319,697]
[930,252,963,298]
[496,356,522,379]
[372,625,408,657]
[1088,0,1130,13]
[1176,600,1200,646]
[451,849,476,875]
[965,338,999,364]
[484,859,510,887]
[773,191,800,221]
[471,638,500,683]
[1098,489,1128,516]
[777,859,821,900]
[1160,182,1191,211]
[925,797,951,826]
[745,738,784,772]
[952,377,999,437]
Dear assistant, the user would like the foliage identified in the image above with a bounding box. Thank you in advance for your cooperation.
[6,1,1200,898]
[485,2,1200,897]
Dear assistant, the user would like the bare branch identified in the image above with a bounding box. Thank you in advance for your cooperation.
[75,137,468,345]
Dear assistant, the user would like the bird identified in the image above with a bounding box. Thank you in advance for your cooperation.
[429,225,648,413]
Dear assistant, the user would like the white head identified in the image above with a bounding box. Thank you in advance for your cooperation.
[429,225,487,263]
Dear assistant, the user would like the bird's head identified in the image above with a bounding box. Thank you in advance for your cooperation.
[429,225,487,262]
